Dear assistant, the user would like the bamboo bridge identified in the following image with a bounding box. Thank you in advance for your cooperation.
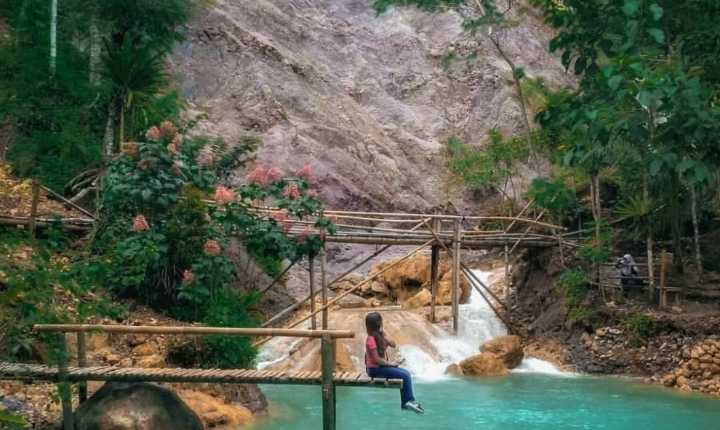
[1,192,577,430]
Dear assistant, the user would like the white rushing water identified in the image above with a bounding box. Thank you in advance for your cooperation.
[258,268,568,378]
[401,269,567,380]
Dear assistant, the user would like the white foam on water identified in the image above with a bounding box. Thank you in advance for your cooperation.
[512,357,575,377]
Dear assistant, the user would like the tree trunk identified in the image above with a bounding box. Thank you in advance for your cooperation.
[103,100,115,158]
[89,18,101,85]
[589,173,604,301]
[670,176,684,272]
[643,174,655,303]
[490,36,533,164]
[50,0,58,75]
[690,183,703,283]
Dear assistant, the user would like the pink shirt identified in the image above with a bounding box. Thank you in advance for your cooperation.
[365,335,386,368]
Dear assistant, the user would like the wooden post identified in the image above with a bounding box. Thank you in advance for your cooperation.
[647,235,655,304]
[57,334,74,430]
[321,242,328,330]
[452,219,461,334]
[659,250,668,308]
[29,180,40,237]
[430,217,440,323]
[309,254,317,330]
[77,331,88,403]
[504,240,510,288]
[320,335,336,430]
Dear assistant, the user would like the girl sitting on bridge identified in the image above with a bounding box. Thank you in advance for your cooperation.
[365,312,424,414]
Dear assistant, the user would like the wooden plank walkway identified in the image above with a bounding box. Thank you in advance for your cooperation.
[0,362,401,388]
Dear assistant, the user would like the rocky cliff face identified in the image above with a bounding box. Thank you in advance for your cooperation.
[172,0,573,211]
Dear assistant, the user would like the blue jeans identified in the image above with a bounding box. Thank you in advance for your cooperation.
[367,366,415,406]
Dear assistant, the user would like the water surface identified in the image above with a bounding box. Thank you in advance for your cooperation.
[251,373,720,430]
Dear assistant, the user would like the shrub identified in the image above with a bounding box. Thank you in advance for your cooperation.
[526,177,578,223]
[620,314,656,346]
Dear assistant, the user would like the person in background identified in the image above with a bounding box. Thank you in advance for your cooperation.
[364,312,424,414]
[616,253,640,287]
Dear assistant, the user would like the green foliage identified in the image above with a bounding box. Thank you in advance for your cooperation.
[93,121,335,322]
[619,313,656,346]
[446,131,529,195]
[0,228,124,361]
[556,269,599,327]
[201,290,259,368]
[526,177,577,222]
[0,409,27,429]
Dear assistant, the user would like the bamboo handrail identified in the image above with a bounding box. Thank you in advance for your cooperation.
[34,324,355,339]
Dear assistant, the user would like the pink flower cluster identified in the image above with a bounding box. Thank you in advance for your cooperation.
[245,165,283,185]
[282,184,301,200]
[132,215,149,232]
[215,185,236,205]
[145,126,161,141]
[296,164,312,181]
[203,239,221,256]
[121,142,139,157]
[159,121,177,139]
[182,270,194,283]
[271,209,291,233]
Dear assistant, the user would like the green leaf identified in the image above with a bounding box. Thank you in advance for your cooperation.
[647,28,665,44]
[623,0,640,16]
[649,159,663,176]
[608,75,624,91]
[650,3,664,20]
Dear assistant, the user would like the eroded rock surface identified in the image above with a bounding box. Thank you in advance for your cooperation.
[172,0,573,212]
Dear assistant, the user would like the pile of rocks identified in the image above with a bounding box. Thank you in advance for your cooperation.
[662,338,720,395]
[329,254,472,309]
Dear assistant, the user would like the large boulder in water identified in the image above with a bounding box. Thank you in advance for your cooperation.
[74,382,203,430]
[480,335,524,369]
[459,353,509,377]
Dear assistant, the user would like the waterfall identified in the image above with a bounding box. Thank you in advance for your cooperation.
[401,268,567,380]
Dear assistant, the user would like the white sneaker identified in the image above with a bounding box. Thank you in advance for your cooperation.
[402,401,425,414]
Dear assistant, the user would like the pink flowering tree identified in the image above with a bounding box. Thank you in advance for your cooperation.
[96,121,335,335]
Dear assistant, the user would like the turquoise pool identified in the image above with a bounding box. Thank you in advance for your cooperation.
[250,373,720,429]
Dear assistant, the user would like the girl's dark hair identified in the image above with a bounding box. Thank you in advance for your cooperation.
[365,312,385,357]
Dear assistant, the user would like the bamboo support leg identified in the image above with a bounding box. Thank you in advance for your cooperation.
[77,332,88,403]
[321,243,328,330]
[309,254,317,330]
[452,220,461,334]
[58,335,74,430]
[321,336,336,430]
[430,244,440,323]
[660,251,668,308]
[29,180,40,237]
[504,241,510,289]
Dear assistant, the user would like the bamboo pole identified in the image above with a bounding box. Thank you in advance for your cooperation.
[430,215,440,324]
[39,184,96,219]
[647,235,655,304]
[321,335,336,430]
[504,240,510,289]
[503,199,534,233]
[461,268,515,332]
[35,325,355,339]
[29,180,40,237]
[260,219,430,329]
[309,254,317,330]
[659,251,668,308]
[77,332,88,403]
[321,242,328,330]
[57,335,74,430]
[258,258,299,296]
[274,240,434,333]
[452,220,461,334]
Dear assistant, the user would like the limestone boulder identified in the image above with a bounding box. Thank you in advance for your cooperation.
[445,363,464,376]
[480,335,524,369]
[401,289,432,310]
[367,254,471,306]
[74,382,203,430]
[335,293,367,309]
[459,353,509,377]
[178,389,254,429]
